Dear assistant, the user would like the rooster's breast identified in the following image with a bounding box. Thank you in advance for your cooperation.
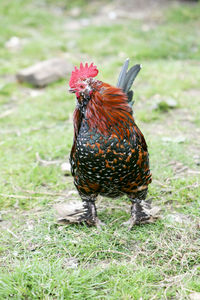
[71,120,151,197]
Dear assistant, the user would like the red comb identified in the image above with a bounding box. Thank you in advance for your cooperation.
[69,62,98,88]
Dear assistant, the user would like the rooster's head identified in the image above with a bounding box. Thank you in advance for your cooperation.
[69,62,99,98]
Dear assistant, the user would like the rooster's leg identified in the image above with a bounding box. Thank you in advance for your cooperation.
[82,199,105,228]
[123,197,160,230]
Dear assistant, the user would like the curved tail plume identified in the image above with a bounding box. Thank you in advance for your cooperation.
[117,58,141,107]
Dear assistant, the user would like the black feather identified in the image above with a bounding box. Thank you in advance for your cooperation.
[117,59,141,107]
[117,58,129,89]
[123,64,141,94]
[127,90,133,103]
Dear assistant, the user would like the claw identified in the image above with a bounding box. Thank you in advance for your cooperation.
[86,217,105,229]
[122,217,136,231]
[122,201,161,230]
[95,218,106,229]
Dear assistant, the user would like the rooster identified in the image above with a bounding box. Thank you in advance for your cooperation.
[66,59,159,229]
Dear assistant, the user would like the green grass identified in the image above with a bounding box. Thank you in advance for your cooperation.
[0,0,200,299]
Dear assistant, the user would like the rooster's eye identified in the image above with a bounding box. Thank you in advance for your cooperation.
[80,85,84,88]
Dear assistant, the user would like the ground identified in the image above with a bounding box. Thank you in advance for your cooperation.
[0,0,200,299]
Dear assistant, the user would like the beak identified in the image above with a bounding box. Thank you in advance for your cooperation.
[69,88,75,93]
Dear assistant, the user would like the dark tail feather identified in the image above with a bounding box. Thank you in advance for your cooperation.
[127,90,134,107]
[117,58,129,89]
[117,59,141,107]
[123,64,141,94]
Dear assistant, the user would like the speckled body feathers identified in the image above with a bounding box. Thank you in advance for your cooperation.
[68,61,155,227]
[70,83,151,200]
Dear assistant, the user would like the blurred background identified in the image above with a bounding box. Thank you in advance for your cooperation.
[0,1,200,298]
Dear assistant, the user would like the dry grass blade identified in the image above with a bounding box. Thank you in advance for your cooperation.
[36,152,63,166]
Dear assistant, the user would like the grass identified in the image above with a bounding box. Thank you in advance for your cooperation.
[0,0,200,299]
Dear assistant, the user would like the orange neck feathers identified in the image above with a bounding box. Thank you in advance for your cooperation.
[84,83,134,138]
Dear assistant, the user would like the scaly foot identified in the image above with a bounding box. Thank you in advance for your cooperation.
[122,200,160,230]
[86,217,105,229]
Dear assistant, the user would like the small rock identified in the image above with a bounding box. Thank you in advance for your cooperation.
[80,18,90,27]
[69,7,81,17]
[108,11,117,20]
[165,98,178,108]
[161,137,172,143]
[5,36,22,50]
[161,136,186,143]
[61,162,71,174]
[16,58,73,87]
[67,20,81,30]
[193,155,200,166]
[28,89,44,98]
[141,24,152,32]
[22,88,44,98]
[174,136,186,143]
[151,97,178,111]
[50,7,64,16]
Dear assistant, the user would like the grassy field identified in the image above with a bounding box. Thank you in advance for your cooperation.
[0,0,200,299]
